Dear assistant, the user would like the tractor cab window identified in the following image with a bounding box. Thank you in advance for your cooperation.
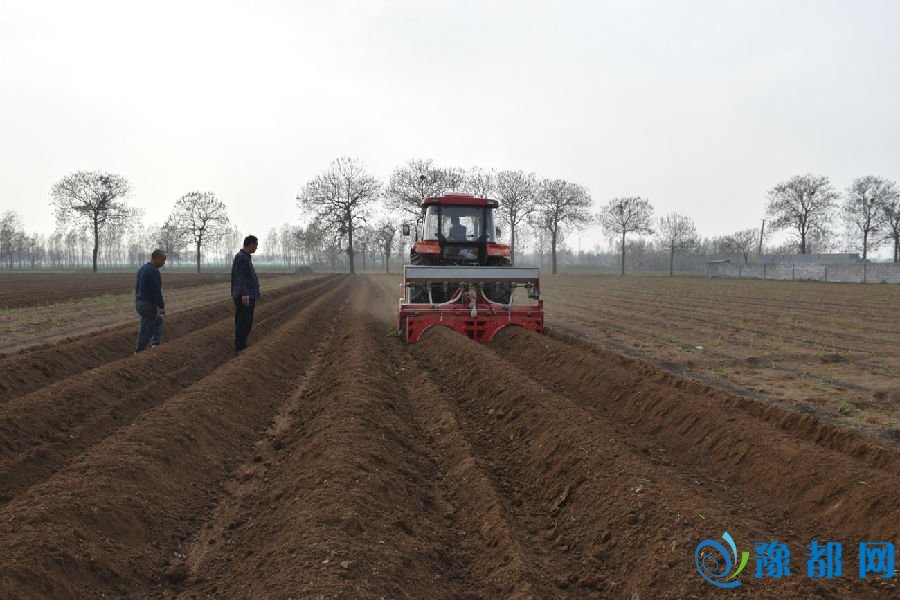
[423,204,496,242]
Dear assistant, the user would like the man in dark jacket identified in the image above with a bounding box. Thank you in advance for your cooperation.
[135,249,167,353]
[231,235,260,353]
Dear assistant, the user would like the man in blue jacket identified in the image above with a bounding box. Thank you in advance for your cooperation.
[135,249,167,353]
[231,235,260,353]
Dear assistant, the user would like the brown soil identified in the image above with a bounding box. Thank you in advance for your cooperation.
[540,274,900,445]
[0,273,898,598]
[0,273,314,353]
[0,272,287,309]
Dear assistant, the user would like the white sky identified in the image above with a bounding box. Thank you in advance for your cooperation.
[1,0,898,254]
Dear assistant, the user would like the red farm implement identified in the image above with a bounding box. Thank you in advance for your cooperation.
[398,265,543,343]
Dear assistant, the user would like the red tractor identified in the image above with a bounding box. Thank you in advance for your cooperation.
[398,193,543,343]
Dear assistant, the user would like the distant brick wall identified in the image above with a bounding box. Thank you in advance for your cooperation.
[706,262,900,283]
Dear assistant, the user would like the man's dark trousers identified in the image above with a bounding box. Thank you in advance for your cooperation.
[234,297,255,352]
[135,300,163,352]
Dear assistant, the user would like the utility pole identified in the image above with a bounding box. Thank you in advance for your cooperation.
[758,219,765,256]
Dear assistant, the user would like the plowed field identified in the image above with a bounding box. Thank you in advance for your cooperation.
[0,272,312,352]
[0,272,255,309]
[541,274,900,444]
[1,273,898,598]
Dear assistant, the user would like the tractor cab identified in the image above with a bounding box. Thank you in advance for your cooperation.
[423,200,499,243]
[405,194,505,267]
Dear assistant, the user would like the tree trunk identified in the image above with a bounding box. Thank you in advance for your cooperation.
[510,227,516,266]
[92,220,99,273]
[862,231,868,260]
[800,232,807,255]
[669,244,675,276]
[550,230,558,275]
[346,208,355,275]
[620,232,626,276]
[196,238,202,273]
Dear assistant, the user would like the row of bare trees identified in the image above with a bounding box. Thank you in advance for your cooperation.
[766,174,900,261]
[47,171,234,272]
[298,157,595,274]
[594,174,900,275]
[384,160,595,274]
[4,166,898,274]
[0,211,45,269]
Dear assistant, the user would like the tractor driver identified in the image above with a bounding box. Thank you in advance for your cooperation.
[448,215,467,240]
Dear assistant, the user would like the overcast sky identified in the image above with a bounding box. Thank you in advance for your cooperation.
[1,0,898,253]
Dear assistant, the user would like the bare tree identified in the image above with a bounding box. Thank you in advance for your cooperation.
[156,217,189,261]
[169,191,231,273]
[324,229,344,272]
[99,214,137,267]
[214,226,244,266]
[880,180,900,262]
[495,170,537,265]
[23,234,44,269]
[721,228,758,264]
[46,230,62,267]
[385,158,465,219]
[462,167,496,198]
[302,219,328,266]
[656,213,697,276]
[126,224,157,267]
[264,228,280,264]
[528,224,550,269]
[50,171,131,272]
[373,220,397,273]
[766,174,838,255]
[365,227,381,270]
[63,228,81,267]
[843,176,896,260]
[0,211,23,270]
[443,167,466,193]
[533,179,592,275]
[278,224,299,267]
[598,196,654,275]
[298,157,380,274]
[356,225,373,271]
